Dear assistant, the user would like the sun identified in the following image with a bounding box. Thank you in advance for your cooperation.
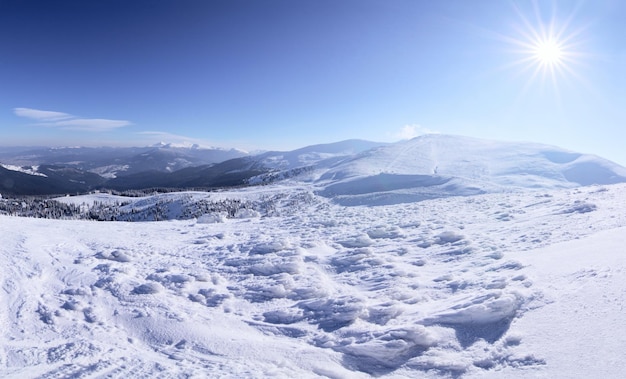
[500,1,587,94]
[533,37,564,68]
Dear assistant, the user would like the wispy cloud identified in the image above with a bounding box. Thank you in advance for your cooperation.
[14,107,132,132]
[14,107,73,121]
[392,124,439,140]
[48,119,132,131]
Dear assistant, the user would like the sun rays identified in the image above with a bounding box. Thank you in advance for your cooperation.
[501,1,589,99]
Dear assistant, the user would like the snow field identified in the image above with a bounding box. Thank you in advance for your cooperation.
[1,183,626,377]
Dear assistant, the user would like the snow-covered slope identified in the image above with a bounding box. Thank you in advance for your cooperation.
[0,164,47,177]
[315,135,626,205]
[257,139,387,170]
[248,139,388,184]
[2,182,626,378]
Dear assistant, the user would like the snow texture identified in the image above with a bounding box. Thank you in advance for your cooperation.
[2,180,626,378]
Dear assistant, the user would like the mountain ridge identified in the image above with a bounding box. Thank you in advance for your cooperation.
[1,135,625,198]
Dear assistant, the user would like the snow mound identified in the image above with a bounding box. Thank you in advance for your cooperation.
[95,249,132,262]
[197,213,226,223]
[132,282,163,294]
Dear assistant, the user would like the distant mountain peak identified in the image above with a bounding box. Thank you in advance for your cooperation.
[152,141,172,148]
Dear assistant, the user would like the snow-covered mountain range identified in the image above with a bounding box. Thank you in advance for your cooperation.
[1,134,625,198]
[0,144,247,184]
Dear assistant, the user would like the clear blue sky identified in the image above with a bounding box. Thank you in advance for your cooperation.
[1,0,626,164]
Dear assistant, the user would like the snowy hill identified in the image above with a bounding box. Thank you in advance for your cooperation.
[0,164,105,196]
[2,182,626,378]
[313,135,626,205]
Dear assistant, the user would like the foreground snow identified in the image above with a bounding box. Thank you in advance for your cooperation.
[2,183,626,378]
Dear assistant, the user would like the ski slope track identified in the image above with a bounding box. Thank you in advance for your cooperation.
[2,180,626,378]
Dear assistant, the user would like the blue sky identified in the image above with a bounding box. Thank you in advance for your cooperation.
[1,0,626,164]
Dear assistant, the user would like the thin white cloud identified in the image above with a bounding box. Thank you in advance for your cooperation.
[393,124,439,140]
[14,107,132,132]
[50,119,132,131]
[14,107,73,121]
